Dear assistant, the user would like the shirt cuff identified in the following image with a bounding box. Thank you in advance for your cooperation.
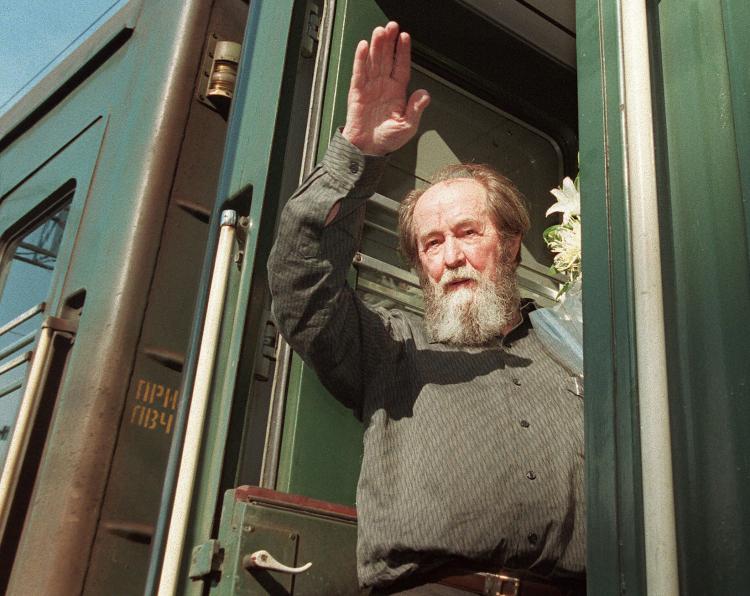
[322,130,389,194]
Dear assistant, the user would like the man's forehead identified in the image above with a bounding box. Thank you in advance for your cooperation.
[414,178,489,223]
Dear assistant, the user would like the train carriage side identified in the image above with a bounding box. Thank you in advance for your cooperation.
[0,0,250,594]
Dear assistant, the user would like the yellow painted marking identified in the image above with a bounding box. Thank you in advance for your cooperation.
[130,378,180,434]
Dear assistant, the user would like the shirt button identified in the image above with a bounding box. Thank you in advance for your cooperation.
[526,471,537,480]
[520,419,530,428]
[527,532,538,545]
[349,161,359,174]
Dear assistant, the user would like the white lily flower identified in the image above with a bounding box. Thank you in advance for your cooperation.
[546,176,580,223]
[551,217,581,279]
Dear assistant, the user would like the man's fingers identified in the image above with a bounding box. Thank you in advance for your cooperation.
[380,21,399,77]
[405,89,430,126]
[392,32,412,84]
[351,40,369,90]
[368,26,386,79]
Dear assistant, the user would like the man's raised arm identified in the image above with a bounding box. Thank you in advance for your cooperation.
[267,23,428,413]
[326,22,429,223]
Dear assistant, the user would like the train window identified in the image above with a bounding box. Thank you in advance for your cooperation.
[0,192,73,473]
[356,65,563,314]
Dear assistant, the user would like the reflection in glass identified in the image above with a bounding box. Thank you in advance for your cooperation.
[0,199,72,471]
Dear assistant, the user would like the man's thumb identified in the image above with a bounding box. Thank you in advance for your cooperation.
[406,89,430,126]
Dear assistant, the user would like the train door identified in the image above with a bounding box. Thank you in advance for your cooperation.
[272,1,577,512]
[156,1,578,595]
[0,117,105,582]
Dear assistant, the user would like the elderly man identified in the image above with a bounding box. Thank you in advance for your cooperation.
[268,22,584,596]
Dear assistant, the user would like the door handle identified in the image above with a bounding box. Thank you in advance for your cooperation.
[243,549,312,574]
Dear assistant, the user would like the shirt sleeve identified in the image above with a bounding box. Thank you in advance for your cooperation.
[267,131,404,416]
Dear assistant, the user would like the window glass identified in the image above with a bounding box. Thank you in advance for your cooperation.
[0,197,72,470]
[356,65,563,310]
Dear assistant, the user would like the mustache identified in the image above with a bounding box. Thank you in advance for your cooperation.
[439,266,481,288]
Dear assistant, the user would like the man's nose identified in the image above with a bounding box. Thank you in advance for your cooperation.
[443,236,465,268]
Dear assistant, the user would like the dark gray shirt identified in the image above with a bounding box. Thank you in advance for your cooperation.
[268,132,585,588]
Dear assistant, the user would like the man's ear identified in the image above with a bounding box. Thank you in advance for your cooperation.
[508,233,523,264]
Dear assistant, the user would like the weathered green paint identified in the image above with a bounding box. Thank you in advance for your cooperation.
[276,353,364,505]
[655,2,750,593]
[210,490,361,596]
[0,0,225,592]
[721,0,750,263]
[580,0,750,593]
[0,121,105,476]
[576,1,646,594]
[181,0,311,593]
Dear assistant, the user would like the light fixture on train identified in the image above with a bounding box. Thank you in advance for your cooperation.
[204,40,241,116]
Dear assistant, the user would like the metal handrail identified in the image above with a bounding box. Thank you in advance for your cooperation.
[0,352,32,377]
[620,2,679,595]
[0,330,36,362]
[353,252,419,287]
[367,191,400,214]
[0,380,24,400]
[0,303,45,339]
[156,210,237,596]
[0,322,51,539]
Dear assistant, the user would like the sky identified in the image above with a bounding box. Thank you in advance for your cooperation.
[0,0,122,116]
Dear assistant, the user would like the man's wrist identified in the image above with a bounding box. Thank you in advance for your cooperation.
[341,126,387,157]
[323,130,389,192]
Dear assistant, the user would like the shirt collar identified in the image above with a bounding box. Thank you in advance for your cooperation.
[500,299,536,347]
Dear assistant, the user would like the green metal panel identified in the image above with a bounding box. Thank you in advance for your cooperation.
[0,118,106,478]
[276,353,363,504]
[576,1,646,594]
[179,1,315,593]
[1,0,222,592]
[721,0,750,263]
[210,489,361,596]
[655,2,750,593]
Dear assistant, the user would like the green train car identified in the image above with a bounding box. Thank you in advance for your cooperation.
[0,0,747,594]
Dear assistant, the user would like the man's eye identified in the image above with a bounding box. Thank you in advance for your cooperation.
[425,239,440,249]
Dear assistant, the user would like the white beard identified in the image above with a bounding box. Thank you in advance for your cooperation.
[422,258,519,346]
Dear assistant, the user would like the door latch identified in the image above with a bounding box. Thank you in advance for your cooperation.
[243,549,312,574]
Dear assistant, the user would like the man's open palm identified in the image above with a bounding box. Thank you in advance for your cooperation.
[342,22,430,156]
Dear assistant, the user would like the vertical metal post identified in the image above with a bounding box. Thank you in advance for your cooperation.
[619,2,679,595]
[0,326,52,539]
[156,210,237,596]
